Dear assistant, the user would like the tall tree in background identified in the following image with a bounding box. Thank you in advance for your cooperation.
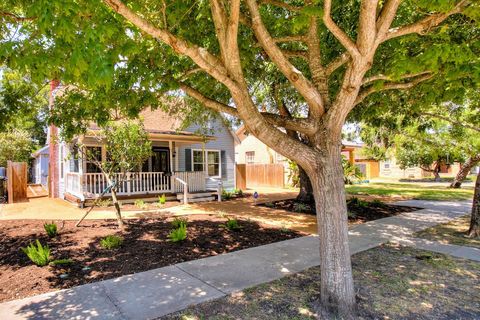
[0,69,48,145]
[2,1,479,317]
[355,90,480,238]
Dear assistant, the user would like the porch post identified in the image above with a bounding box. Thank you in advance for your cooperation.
[169,140,173,173]
[126,172,131,195]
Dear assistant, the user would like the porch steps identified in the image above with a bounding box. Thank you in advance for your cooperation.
[177,191,217,204]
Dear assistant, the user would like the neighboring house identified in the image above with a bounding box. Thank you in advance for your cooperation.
[46,83,238,206]
[32,146,49,187]
[379,155,461,179]
[235,125,379,184]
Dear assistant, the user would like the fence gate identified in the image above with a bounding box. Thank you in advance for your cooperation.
[7,161,28,203]
[235,164,247,190]
[245,164,284,188]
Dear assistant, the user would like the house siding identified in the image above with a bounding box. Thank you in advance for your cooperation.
[177,120,236,190]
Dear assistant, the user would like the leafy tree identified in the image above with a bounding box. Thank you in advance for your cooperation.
[394,130,462,181]
[356,92,480,237]
[77,120,152,228]
[2,1,479,316]
[0,68,48,145]
[0,129,35,166]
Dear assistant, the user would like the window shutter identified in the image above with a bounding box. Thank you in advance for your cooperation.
[185,149,192,171]
[221,150,227,179]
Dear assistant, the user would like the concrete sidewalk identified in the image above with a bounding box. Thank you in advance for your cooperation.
[0,200,473,320]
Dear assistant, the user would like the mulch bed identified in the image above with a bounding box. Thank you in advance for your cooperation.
[0,216,304,303]
[259,198,421,224]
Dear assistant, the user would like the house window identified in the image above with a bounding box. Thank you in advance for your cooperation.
[384,160,391,169]
[207,150,220,177]
[246,151,255,164]
[193,150,204,172]
[192,149,221,177]
[85,146,102,173]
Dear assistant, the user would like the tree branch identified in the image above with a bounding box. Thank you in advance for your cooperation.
[325,52,350,75]
[282,49,308,58]
[103,0,237,91]
[245,0,324,115]
[355,73,433,105]
[384,0,471,42]
[274,35,307,43]
[420,112,480,133]
[179,83,316,134]
[323,0,360,57]
[375,0,401,43]
[357,0,378,55]
[306,15,330,108]
[362,71,432,86]
[0,11,36,21]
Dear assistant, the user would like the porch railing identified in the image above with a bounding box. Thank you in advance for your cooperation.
[172,171,206,193]
[65,172,84,200]
[68,171,207,198]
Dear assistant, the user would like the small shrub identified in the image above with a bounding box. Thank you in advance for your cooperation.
[21,240,51,266]
[222,190,234,200]
[49,259,74,266]
[171,217,188,229]
[168,224,187,242]
[293,202,310,213]
[233,188,243,197]
[100,235,123,249]
[134,199,147,209]
[97,199,112,208]
[222,218,242,231]
[158,194,167,205]
[264,202,275,208]
[43,222,58,238]
[347,211,357,219]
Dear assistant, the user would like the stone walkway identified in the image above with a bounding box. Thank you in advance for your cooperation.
[0,200,475,320]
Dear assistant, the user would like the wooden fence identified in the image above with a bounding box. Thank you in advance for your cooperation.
[7,161,28,203]
[236,164,247,190]
[244,164,285,188]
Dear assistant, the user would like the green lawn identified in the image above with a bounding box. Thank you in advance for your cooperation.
[345,182,474,201]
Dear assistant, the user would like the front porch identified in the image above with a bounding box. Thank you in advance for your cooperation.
[65,171,219,205]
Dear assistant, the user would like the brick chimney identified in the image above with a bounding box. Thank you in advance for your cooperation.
[48,80,60,198]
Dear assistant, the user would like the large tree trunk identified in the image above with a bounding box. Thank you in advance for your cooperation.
[297,165,315,204]
[468,169,480,238]
[450,156,480,189]
[308,140,356,319]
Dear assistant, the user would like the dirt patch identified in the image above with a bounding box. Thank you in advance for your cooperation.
[0,216,304,303]
[260,198,421,224]
[164,244,480,320]
[415,215,480,249]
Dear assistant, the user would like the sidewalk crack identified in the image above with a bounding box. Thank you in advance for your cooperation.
[100,282,130,320]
